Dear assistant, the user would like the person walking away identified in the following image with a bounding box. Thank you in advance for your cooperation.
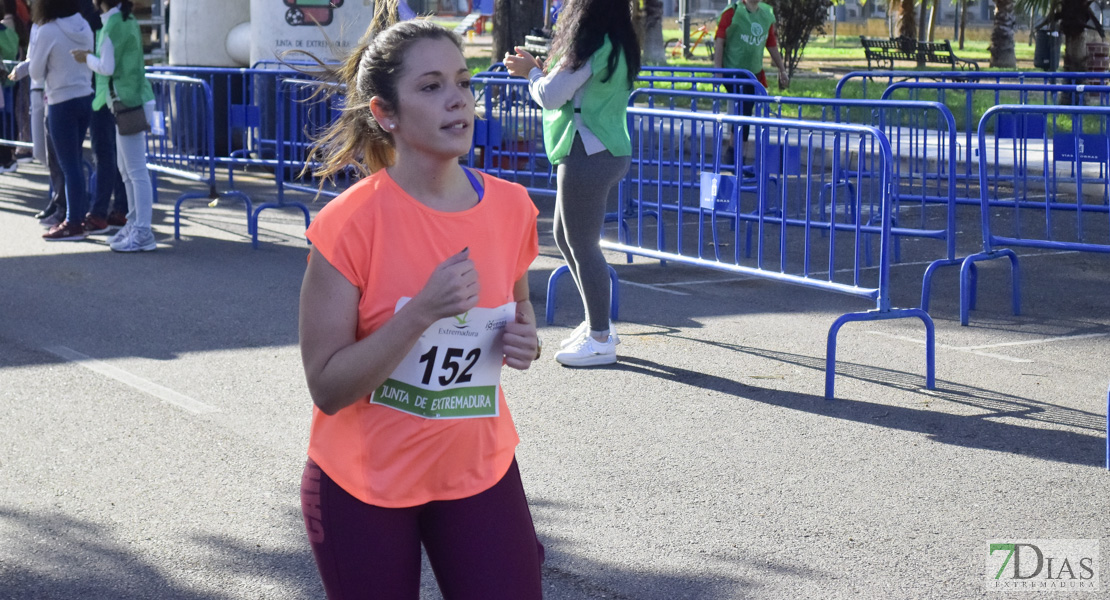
[23,0,93,241]
[296,20,544,599]
[504,0,641,367]
[72,0,153,252]
[712,0,789,149]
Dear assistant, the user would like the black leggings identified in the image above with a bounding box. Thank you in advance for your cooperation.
[301,458,544,600]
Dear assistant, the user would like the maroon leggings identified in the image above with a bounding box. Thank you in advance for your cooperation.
[301,458,544,600]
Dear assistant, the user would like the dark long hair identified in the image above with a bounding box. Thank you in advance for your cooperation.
[32,0,81,24]
[547,0,640,87]
[97,0,134,21]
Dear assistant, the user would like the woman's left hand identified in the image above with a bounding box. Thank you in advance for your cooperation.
[70,49,91,64]
[503,47,541,79]
[777,70,790,90]
[503,301,539,370]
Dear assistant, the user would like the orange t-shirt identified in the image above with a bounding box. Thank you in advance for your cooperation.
[304,169,540,508]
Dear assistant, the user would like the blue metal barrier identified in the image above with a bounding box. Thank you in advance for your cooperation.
[960,104,1110,325]
[265,77,354,248]
[0,60,30,155]
[144,73,252,239]
[625,88,961,310]
[639,66,759,81]
[835,70,1110,100]
[468,72,770,196]
[469,74,553,195]
[548,106,935,398]
[146,65,301,180]
[880,81,1110,203]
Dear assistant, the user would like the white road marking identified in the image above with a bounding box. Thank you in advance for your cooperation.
[959,332,1108,350]
[865,331,1034,363]
[44,346,218,414]
[618,280,691,295]
[866,331,1109,363]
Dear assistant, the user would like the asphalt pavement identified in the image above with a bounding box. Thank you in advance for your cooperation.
[1,159,1109,599]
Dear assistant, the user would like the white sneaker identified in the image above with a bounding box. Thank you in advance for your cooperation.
[108,222,133,246]
[560,321,589,349]
[560,321,620,349]
[110,227,157,252]
[555,333,618,367]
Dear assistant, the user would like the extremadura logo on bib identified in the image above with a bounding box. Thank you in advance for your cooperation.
[371,299,514,419]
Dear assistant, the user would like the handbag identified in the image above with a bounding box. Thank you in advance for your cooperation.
[112,100,150,136]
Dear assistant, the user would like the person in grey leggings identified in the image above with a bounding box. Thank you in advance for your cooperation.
[505,0,640,366]
[552,136,629,361]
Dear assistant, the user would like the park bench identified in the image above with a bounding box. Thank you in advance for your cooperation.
[860,36,980,71]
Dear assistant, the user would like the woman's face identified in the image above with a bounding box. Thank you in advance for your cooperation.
[384,37,475,162]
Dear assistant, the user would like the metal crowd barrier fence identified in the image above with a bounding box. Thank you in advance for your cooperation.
[880,81,1110,204]
[834,70,1110,100]
[548,106,935,398]
[468,74,552,194]
[144,73,252,239]
[468,72,770,196]
[960,104,1110,325]
[266,77,354,248]
[626,88,960,310]
[146,65,301,181]
[0,60,30,155]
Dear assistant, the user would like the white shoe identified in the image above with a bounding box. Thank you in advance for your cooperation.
[560,321,589,349]
[560,321,620,349]
[110,227,156,252]
[108,222,133,246]
[555,333,618,367]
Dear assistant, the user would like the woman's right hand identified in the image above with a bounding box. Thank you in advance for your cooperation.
[411,248,480,322]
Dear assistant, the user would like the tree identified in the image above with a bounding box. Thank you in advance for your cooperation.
[1019,0,1106,71]
[768,0,834,78]
[990,0,1018,67]
[493,0,544,63]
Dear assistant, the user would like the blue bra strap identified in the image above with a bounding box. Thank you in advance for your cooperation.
[463,167,484,202]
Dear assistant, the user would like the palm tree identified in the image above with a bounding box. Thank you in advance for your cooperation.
[1019,0,1106,71]
[990,0,1018,67]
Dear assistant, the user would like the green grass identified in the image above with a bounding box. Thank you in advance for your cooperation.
[656,30,1038,64]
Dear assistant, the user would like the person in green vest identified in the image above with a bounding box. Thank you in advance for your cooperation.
[713,0,789,145]
[0,8,20,172]
[504,0,640,367]
[72,0,156,252]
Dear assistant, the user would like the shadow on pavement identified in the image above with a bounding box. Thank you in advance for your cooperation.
[0,506,322,599]
[614,352,1104,468]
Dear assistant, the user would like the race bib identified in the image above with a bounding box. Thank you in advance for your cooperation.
[370,299,514,419]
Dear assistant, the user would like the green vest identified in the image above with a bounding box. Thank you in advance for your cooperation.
[542,36,632,165]
[0,25,17,87]
[92,12,154,111]
[721,2,775,74]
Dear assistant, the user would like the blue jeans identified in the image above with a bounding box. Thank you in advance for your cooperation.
[88,104,127,218]
[47,95,93,224]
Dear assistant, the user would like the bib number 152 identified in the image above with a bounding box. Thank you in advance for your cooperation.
[418,346,481,386]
